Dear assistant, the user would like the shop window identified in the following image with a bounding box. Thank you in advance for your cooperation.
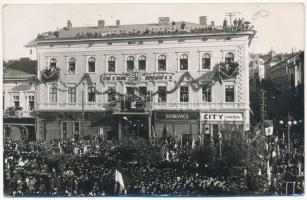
[28,95,35,110]
[49,87,57,103]
[179,54,188,70]
[202,53,211,69]
[49,58,57,68]
[88,86,96,102]
[5,126,11,138]
[202,87,212,102]
[225,52,234,64]
[88,57,96,72]
[138,56,146,70]
[108,56,116,72]
[126,56,134,71]
[180,86,189,102]
[158,55,166,71]
[107,87,116,102]
[62,122,68,140]
[68,87,76,103]
[68,57,76,73]
[13,95,20,108]
[225,85,235,102]
[158,86,167,102]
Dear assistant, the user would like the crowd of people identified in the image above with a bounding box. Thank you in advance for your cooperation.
[3,129,304,197]
[36,19,254,40]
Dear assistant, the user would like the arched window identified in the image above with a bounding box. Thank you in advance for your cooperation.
[108,56,116,72]
[179,54,188,70]
[225,52,234,64]
[202,53,211,70]
[126,56,134,71]
[88,57,96,72]
[68,57,76,74]
[158,55,166,71]
[138,55,146,70]
[49,58,57,68]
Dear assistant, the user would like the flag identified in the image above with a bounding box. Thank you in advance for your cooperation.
[115,169,126,194]
[272,151,276,157]
[264,120,273,136]
[267,160,271,183]
[191,137,195,149]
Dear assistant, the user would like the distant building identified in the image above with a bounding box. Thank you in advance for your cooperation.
[3,58,37,141]
[267,51,304,92]
[26,17,256,142]
[249,54,265,79]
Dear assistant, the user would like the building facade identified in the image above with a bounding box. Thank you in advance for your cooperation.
[3,58,37,141]
[27,17,256,142]
[268,51,304,92]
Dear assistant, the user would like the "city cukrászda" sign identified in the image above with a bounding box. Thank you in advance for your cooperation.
[201,113,243,121]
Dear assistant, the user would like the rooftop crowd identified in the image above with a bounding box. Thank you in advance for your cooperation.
[3,127,304,197]
[36,19,254,40]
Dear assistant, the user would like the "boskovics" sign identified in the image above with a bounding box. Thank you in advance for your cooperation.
[201,112,243,122]
[156,112,199,120]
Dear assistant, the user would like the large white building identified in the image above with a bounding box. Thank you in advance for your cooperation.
[26,17,256,142]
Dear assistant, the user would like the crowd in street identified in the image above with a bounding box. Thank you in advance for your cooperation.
[3,130,304,197]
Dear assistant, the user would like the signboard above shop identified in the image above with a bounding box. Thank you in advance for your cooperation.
[156,112,199,120]
[101,72,173,83]
[201,112,243,122]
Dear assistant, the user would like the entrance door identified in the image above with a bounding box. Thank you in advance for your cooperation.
[121,116,147,140]
[27,126,36,141]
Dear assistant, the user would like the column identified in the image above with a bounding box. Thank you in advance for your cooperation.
[148,114,152,141]
[118,119,122,140]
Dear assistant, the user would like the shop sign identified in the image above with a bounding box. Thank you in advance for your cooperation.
[156,112,199,120]
[201,112,243,122]
[101,72,173,83]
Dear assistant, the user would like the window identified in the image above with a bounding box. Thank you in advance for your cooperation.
[108,56,116,72]
[74,122,80,135]
[88,86,96,102]
[107,87,116,102]
[126,56,134,71]
[225,85,235,102]
[68,87,76,103]
[179,54,188,70]
[202,53,211,69]
[158,86,167,102]
[202,87,212,102]
[62,122,68,140]
[158,55,166,71]
[49,58,57,68]
[49,87,57,103]
[138,56,146,70]
[225,52,234,64]
[68,57,76,74]
[88,57,96,72]
[180,86,189,102]
[13,95,20,108]
[28,95,35,110]
[138,87,147,96]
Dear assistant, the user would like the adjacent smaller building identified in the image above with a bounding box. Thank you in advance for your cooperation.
[3,58,37,141]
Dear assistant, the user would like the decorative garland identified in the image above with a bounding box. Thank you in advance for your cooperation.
[36,61,239,107]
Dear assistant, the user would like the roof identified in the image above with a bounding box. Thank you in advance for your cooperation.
[27,20,256,46]
[3,59,37,80]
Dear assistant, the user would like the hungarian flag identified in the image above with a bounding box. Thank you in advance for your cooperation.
[115,169,126,194]
[264,120,274,136]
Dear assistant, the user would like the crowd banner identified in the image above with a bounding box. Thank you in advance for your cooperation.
[115,169,126,194]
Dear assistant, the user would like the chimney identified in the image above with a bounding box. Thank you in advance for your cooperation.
[158,17,170,25]
[199,16,207,25]
[98,20,105,28]
[67,20,72,30]
[210,21,215,26]
[116,20,120,26]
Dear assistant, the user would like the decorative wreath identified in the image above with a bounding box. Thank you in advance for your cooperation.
[41,67,60,82]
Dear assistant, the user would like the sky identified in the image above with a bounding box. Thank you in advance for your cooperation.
[2,3,305,61]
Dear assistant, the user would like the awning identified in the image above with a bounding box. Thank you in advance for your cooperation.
[113,111,150,115]
[11,83,32,91]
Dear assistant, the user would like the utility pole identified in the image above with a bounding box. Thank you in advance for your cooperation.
[82,91,85,136]
[226,12,236,26]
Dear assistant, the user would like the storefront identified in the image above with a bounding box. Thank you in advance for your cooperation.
[200,112,244,140]
[153,111,200,143]
[3,117,36,141]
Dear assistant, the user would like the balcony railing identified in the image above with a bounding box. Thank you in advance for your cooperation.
[37,102,248,111]
[3,110,34,118]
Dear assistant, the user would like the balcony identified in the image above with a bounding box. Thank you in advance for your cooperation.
[152,102,249,111]
[37,102,105,111]
[3,110,34,118]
